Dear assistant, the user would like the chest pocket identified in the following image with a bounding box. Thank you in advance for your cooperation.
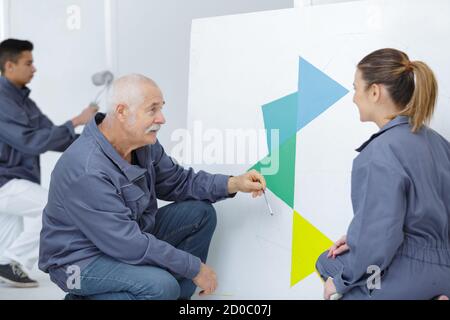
[120,183,146,220]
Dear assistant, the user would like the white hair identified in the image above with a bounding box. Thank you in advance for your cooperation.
[106,74,158,115]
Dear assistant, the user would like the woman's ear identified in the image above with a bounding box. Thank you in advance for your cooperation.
[369,83,381,103]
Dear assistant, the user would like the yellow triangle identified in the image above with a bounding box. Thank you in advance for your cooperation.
[290,211,333,287]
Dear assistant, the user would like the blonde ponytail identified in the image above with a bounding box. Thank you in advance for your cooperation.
[397,61,438,132]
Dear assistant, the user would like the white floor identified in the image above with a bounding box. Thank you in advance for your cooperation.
[0,268,65,300]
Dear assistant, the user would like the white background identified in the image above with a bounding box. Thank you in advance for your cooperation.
[0,0,293,189]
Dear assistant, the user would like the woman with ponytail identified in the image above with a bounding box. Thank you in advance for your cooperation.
[315,48,450,300]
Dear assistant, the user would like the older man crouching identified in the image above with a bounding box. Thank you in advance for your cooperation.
[38,74,266,300]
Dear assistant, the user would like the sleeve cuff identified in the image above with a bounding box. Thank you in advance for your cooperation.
[63,120,77,139]
[332,274,352,295]
[227,175,237,198]
[213,174,236,201]
[185,254,202,279]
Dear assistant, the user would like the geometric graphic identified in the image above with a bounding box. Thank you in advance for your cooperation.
[297,58,349,131]
[262,92,298,151]
[250,134,297,208]
[189,0,450,298]
[290,211,333,286]
[249,56,348,287]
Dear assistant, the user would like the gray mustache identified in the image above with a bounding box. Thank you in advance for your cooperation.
[145,124,161,134]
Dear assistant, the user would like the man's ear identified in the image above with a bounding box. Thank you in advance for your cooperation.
[4,61,14,73]
[115,104,129,122]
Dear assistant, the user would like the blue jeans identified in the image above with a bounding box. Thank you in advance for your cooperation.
[65,200,217,300]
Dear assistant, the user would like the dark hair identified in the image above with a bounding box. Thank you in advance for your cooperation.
[0,38,34,74]
[357,48,438,132]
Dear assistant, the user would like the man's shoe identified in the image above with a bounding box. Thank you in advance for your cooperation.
[0,263,39,288]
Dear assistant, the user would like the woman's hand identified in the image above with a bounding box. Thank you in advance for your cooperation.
[327,235,349,259]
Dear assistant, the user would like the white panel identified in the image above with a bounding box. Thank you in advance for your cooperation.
[187,0,450,299]
[113,0,293,152]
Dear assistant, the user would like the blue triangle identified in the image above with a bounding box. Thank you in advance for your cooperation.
[297,57,349,131]
[262,92,298,151]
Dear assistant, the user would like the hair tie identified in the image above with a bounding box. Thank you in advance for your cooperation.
[404,61,414,72]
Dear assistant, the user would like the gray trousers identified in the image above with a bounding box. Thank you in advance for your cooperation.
[316,251,450,300]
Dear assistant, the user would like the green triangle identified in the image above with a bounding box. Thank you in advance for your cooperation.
[290,211,333,286]
[249,134,296,208]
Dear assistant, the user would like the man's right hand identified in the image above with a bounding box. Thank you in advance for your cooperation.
[71,104,99,128]
[193,263,217,296]
[327,235,349,259]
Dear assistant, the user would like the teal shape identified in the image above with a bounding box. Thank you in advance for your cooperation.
[262,92,298,151]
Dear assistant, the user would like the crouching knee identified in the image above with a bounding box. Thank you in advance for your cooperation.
[140,276,181,300]
[316,251,330,280]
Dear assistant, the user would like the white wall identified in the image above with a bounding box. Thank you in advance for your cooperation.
[0,0,8,40]
[1,0,293,188]
[112,0,293,151]
[5,0,109,188]
[295,0,362,6]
